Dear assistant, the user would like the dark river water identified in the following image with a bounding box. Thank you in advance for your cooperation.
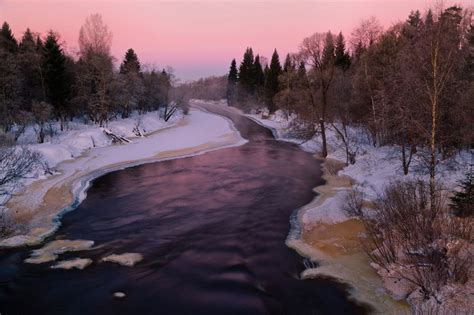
[0,104,368,315]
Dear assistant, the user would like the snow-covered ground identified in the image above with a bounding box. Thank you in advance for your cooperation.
[0,106,247,247]
[248,107,472,313]
[247,108,472,224]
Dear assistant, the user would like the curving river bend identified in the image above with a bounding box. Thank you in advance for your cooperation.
[0,104,369,315]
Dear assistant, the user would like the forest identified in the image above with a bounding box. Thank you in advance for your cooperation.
[0,14,176,142]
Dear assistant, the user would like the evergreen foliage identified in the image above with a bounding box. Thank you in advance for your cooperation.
[120,48,141,75]
[450,170,473,217]
[42,31,72,124]
[264,49,282,113]
[334,32,351,71]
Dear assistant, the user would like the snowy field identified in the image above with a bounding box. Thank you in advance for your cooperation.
[0,106,247,247]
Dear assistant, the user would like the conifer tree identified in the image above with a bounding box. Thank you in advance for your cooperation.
[120,48,141,75]
[334,32,351,71]
[264,49,282,113]
[118,48,143,117]
[0,22,18,53]
[403,10,422,40]
[468,19,474,81]
[283,54,294,72]
[353,41,365,63]
[450,170,473,217]
[254,55,265,88]
[19,28,46,109]
[425,9,434,27]
[42,31,72,129]
[238,47,255,95]
[226,59,238,104]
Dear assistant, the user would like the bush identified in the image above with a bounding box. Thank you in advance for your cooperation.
[359,180,473,302]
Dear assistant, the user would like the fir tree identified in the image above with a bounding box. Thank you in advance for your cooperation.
[0,22,18,53]
[425,9,434,27]
[468,19,474,81]
[254,55,265,88]
[238,47,255,95]
[322,32,335,67]
[298,61,306,76]
[19,28,46,109]
[407,10,422,27]
[403,10,422,40]
[42,31,72,128]
[283,53,293,72]
[450,170,473,217]
[264,49,282,113]
[19,28,36,52]
[120,48,141,75]
[227,59,238,103]
[353,40,365,63]
[334,32,351,71]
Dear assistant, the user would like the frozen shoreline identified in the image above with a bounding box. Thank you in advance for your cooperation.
[248,108,471,313]
[0,107,248,248]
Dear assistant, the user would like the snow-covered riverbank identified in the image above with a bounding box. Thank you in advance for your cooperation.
[247,108,472,314]
[0,107,247,248]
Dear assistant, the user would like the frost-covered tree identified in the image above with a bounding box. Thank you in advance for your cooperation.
[75,14,114,126]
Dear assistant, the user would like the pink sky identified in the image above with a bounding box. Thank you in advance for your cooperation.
[1,0,471,80]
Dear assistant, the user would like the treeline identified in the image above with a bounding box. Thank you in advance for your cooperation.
[0,14,175,143]
[227,6,473,175]
[174,75,227,103]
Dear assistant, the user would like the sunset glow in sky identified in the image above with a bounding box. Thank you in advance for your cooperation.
[1,0,472,80]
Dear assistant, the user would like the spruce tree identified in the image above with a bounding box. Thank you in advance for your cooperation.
[42,31,72,128]
[120,48,141,75]
[468,19,474,81]
[264,49,282,113]
[450,170,473,217]
[238,47,255,95]
[0,22,18,53]
[322,32,335,67]
[254,55,265,88]
[283,53,293,72]
[227,59,238,103]
[425,9,434,27]
[403,10,422,40]
[19,28,36,52]
[353,41,365,63]
[19,28,45,109]
[334,32,351,71]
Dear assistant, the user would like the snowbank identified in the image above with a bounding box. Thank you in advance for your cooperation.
[1,106,247,248]
[248,109,471,223]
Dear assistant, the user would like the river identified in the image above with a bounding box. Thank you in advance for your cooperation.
[0,104,369,314]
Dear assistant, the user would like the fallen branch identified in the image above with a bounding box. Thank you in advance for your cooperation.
[101,128,132,144]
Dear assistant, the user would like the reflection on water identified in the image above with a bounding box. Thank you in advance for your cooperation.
[0,105,369,315]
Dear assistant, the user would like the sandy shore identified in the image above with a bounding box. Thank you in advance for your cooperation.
[0,108,247,248]
[286,158,411,314]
